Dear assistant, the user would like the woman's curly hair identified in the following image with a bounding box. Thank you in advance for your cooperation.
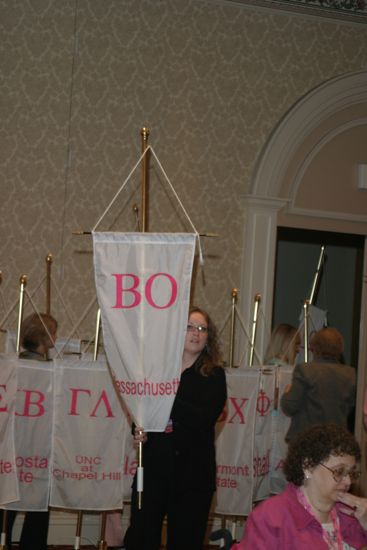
[189,306,222,375]
[284,424,360,486]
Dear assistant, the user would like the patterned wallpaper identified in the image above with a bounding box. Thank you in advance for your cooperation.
[230,0,367,23]
[1,0,367,356]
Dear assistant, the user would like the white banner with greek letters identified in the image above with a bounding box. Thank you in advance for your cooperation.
[215,365,292,516]
[3,358,53,511]
[252,369,276,502]
[50,357,127,510]
[215,368,259,516]
[93,232,196,431]
[269,365,293,494]
[0,355,19,506]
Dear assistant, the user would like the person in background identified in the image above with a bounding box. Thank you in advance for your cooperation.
[280,327,355,442]
[263,324,301,494]
[123,306,227,550]
[5,312,58,550]
[18,312,57,360]
[264,323,300,365]
[232,424,367,549]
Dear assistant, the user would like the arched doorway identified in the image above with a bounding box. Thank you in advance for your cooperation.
[238,70,367,485]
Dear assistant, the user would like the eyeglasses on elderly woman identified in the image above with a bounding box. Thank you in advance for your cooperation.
[319,462,361,483]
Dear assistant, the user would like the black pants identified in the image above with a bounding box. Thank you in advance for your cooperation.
[0,509,49,550]
[124,480,213,550]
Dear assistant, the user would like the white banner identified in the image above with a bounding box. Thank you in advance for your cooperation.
[252,369,276,502]
[0,355,19,506]
[3,358,53,511]
[93,232,196,431]
[50,358,127,511]
[215,368,259,516]
[215,365,292,516]
[269,365,293,494]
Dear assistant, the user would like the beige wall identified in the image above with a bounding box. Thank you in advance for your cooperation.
[1,0,367,354]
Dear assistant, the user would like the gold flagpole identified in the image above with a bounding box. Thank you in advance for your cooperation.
[16,275,27,353]
[92,309,108,550]
[97,511,108,550]
[74,511,83,550]
[229,288,238,368]
[302,246,325,365]
[309,246,325,305]
[303,299,310,364]
[249,293,261,367]
[138,126,150,510]
[93,309,101,362]
[46,253,53,315]
[140,127,150,233]
[3,276,28,549]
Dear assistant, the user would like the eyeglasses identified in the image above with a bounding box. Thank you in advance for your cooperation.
[186,323,208,334]
[319,463,361,483]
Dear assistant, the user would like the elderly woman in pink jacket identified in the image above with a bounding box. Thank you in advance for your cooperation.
[232,424,367,550]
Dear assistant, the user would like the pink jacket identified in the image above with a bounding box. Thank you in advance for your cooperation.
[232,483,367,550]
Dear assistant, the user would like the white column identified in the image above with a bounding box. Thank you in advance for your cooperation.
[238,196,288,365]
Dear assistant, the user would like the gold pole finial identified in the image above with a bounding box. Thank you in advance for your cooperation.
[141,127,150,140]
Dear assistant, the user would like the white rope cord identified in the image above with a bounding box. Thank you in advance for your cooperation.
[0,275,46,331]
[56,294,98,357]
[91,145,204,264]
[23,289,62,359]
[91,148,149,232]
[49,276,82,339]
[234,304,262,366]
[149,146,204,265]
[218,308,232,338]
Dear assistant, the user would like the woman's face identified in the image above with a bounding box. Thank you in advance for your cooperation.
[306,454,358,504]
[184,312,208,357]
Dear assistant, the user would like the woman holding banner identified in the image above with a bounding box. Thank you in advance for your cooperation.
[123,306,227,550]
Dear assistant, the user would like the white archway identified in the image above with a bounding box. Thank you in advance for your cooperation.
[238,70,367,484]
